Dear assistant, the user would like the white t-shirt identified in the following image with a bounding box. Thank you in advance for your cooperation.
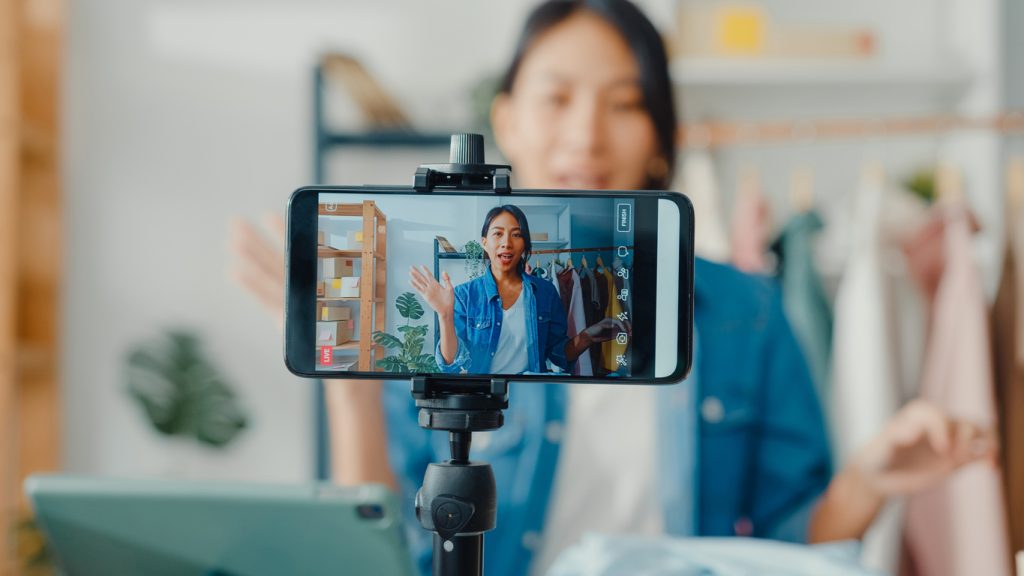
[531,383,662,575]
[489,288,529,374]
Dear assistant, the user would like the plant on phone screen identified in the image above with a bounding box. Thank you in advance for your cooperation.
[373,292,440,373]
[464,240,486,279]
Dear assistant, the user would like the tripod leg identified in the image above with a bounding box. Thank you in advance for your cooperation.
[433,533,483,576]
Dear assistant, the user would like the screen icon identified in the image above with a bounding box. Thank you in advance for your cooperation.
[617,311,629,322]
[617,268,629,280]
[616,203,632,233]
[617,289,629,302]
[616,332,628,345]
[617,246,629,258]
[615,354,628,367]
[324,202,337,212]
[320,346,333,366]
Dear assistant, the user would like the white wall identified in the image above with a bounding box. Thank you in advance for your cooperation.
[64,0,1007,481]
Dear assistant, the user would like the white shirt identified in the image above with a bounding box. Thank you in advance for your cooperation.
[489,288,529,374]
[531,383,662,575]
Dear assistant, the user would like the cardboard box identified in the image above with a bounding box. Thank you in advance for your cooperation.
[340,276,360,298]
[316,281,325,297]
[322,257,355,278]
[316,320,354,347]
[530,232,549,241]
[319,305,352,322]
[347,230,364,250]
[324,277,360,298]
[318,230,326,245]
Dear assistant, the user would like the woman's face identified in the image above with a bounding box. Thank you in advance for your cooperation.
[492,11,660,191]
[482,211,527,275]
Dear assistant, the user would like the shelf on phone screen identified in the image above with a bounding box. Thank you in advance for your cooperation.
[318,247,384,260]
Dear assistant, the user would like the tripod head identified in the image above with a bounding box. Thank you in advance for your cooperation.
[410,134,512,576]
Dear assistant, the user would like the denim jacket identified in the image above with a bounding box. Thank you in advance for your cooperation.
[384,258,832,576]
[436,269,572,374]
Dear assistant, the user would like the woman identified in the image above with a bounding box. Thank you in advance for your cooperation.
[410,204,627,374]
[231,1,998,574]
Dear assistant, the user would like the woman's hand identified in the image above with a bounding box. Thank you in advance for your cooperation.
[582,317,631,344]
[850,399,998,497]
[409,266,455,319]
[229,214,286,328]
[809,399,999,542]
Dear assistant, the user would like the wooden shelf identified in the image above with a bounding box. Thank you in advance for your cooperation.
[317,296,383,303]
[318,246,385,261]
[671,58,973,90]
[318,341,381,352]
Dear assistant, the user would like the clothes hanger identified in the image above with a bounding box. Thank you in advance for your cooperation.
[581,255,588,269]
[1007,156,1024,217]
[789,166,815,214]
[935,163,963,206]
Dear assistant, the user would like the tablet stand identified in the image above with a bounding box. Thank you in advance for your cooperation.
[411,134,512,576]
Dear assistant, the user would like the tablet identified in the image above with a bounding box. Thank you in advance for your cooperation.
[25,475,415,576]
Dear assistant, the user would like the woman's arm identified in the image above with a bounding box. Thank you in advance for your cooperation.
[325,379,398,490]
[563,318,630,362]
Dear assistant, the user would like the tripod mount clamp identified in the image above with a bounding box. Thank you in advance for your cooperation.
[414,133,511,194]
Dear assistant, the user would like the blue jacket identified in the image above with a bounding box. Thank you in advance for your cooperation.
[383,258,831,576]
[436,269,571,374]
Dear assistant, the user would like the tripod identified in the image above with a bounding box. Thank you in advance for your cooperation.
[410,133,514,576]
[412,377,508,576]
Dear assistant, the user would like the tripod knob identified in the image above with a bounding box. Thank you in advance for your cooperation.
[450,133,485,165]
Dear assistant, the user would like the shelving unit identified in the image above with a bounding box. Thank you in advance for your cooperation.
[317,200,387,372]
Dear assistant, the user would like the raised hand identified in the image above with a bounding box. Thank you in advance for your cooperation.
[409,265,455,319]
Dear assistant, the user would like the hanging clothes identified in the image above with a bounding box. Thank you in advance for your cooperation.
[991,159,1024,557]
[730,168,773,273]
[830,165,899,465]
[830,166,903,573]
[601,267,627,373]
[580,265,604,374]
[903,200,1012,576]
[771,210,832,407]
[683,148,730,262]
[558,266,593,377]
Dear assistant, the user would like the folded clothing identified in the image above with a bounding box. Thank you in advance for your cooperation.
[547,534,878,576]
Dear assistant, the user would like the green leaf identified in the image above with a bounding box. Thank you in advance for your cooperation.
[376,356,409,373]
[123,329,247,448]
[372,331,404,350]
[415,354,439,373]
[395,292,425,320]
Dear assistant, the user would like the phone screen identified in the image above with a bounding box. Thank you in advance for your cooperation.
[285,187,692,383]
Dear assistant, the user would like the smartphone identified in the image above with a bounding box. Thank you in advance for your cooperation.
[284,186,693,384]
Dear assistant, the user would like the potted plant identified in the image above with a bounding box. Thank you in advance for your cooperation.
[373,293,440,373]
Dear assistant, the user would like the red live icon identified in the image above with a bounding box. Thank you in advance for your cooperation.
[320,346,333,366]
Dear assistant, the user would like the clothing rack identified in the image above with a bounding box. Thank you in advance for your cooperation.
[679,110,1024,150]
[532,245,633,255]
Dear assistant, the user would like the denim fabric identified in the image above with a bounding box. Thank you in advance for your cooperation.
[385,258,832,576]
[436,269,572,374]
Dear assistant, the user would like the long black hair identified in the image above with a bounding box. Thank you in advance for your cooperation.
[498,0,677,190]
[480,204,533,275]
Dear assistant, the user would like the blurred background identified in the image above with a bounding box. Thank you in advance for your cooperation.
[1,0,1022,573]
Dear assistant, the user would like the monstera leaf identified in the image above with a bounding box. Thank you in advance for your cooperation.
[125,330,247,447]
[395,292,424,320]
[375,292,439,373]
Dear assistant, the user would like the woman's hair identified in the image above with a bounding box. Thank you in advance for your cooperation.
[480,204,533,275]
[498,0,677,190]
